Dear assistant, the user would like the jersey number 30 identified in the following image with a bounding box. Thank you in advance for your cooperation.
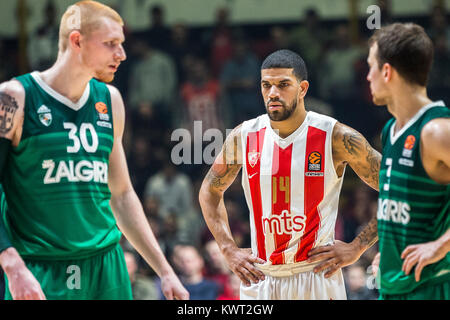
[64,122,99,153]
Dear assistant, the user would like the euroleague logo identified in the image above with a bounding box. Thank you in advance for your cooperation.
[306,151,323,177]
[402,135,416,158]
[308,151,322,171]
[95,102,108,114]
[404,135,416,150]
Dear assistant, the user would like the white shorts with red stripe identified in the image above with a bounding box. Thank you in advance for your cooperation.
[240,262,347,300]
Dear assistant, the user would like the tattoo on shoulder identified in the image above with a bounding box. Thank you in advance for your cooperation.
[0,92,19,136]
[206,126,242,191]
[343,132,362,156]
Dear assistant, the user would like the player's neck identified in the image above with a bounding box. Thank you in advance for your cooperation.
[39,53,93,104]
[387,84,432,132]
[270,105,307,139]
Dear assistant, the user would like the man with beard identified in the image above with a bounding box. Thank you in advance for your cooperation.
[199,49,381,299]
[0,1,188,300]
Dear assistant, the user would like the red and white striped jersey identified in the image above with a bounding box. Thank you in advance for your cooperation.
[240,111,344,275]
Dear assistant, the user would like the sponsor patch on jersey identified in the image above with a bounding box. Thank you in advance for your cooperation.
[37,105,52,127]
[402,135,416,157]
[97,121,112,129]
[399,158,414,167]
[248,151,260,168]
[308,151,322,171]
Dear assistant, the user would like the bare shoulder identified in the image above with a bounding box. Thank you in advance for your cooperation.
[421,118,450,149]
[106,84,125,137]
[106,84,124,114]
[0,79,25,140]
[421,118,450,173]
[203,123,243,194]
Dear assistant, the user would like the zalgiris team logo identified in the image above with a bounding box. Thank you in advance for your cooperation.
[37,105,52,127]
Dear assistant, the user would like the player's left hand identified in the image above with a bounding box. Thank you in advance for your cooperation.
[401,240,447,282]
[160,273,190,300]
[307,240,362,278]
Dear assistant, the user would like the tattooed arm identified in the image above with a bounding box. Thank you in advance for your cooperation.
[308,122,381,278]
[199,124,265,286]
[0,80,46,300]
[332,122,381,190]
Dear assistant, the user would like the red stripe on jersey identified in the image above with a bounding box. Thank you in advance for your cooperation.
[246,128,267,261]
[295,126,326,262]
[269,143,293,265]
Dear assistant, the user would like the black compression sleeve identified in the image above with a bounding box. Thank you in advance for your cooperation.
[0,138,12,253]
[0,137,11,182]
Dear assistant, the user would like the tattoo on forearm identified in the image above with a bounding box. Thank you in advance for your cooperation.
[0,92,19,135]
[365,143,381,188]
[356,216,378,249]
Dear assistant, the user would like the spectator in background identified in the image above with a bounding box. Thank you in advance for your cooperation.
[319,23,364,127]
[168,22,196,84]
[429,33,450,103]
[287,9,328,96]
[344,262,378,300]
[427,5,449,46]
[217,273,241,300]
[220,35,262,126]
[205,7,234,77]
[146,4,171,53]
[203,240,233,297]
[28,0,59,70]
[319,24,363,103]
[128,37,177,131]
[144,160,193,221]
[143,159,202,247]
[377,0,393,26]
[127,134,159,199]
[179,56,224,136]
[124,251,159,300]
[171,245,219,300]
[252,26,289,62]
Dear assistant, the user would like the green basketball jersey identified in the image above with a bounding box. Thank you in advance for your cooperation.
[2,72,121,260]
[378,101,450,296]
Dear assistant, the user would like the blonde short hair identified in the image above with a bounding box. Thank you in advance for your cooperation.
[59,0,123,52]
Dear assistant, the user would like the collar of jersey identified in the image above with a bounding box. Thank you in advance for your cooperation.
[389,100,445,145]
[31,71,90,111]
[264,111,310,148]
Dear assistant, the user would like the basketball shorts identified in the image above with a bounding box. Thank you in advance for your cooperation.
[4,243,132,300]
[379,280,450,300]
[240,267,347,300]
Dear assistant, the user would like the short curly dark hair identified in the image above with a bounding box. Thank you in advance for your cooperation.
[261,49,308,81]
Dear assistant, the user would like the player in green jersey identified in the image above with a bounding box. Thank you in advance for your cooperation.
[367,23,450,299]
[0,1,188,300]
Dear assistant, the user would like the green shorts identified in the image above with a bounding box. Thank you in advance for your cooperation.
[4,243,132,300]
[380,280,450,300]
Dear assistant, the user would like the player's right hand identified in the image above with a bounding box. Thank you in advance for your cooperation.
[371,252,380,277]
[223,247,266,287]
[7,265,46,300]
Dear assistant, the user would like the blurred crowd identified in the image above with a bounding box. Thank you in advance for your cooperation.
[1,0,449,300]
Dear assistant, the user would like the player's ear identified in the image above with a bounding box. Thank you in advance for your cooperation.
[382,63,392,82]
[299,80,309,98]
[68,30,83,51]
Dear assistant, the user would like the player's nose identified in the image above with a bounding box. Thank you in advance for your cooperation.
[268,85,280,98]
